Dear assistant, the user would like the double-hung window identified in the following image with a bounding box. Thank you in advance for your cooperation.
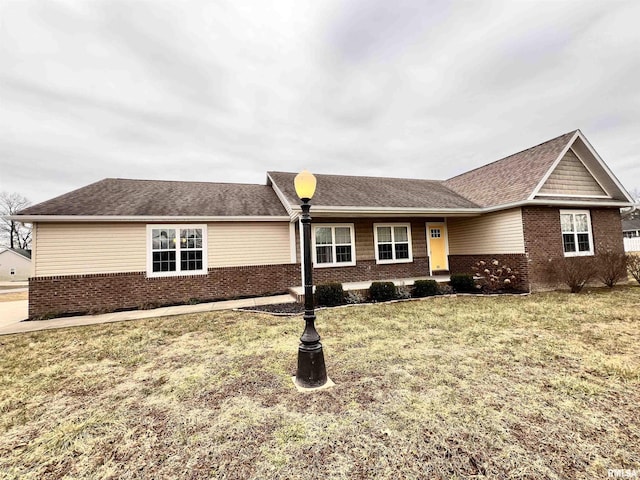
[147,225,208,276]
[374,223,413,263]
[312,224,355,267]
[560,210,593,256]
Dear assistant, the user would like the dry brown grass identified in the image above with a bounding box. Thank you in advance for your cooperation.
[1,286,639,479]
[0,291,27,302]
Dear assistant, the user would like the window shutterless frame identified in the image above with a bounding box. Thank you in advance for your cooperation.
[373,223,413,264]
[559,210,594,257]
[146,224,208,277]
[311,224,356,268]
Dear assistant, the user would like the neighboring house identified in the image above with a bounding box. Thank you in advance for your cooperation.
[622,216,640,252]
[622,216,640,238]
[13,129,634,319]
[0,248,32,281]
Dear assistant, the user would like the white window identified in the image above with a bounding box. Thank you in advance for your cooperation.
[560,210,594,256]
[10,268,15,276]
[312,224,356,267]
[146,225,208,277]
[374,223,413,264]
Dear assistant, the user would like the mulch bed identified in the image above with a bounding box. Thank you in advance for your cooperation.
[238,302,306,314]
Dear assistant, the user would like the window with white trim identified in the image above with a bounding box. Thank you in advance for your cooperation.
[374,223,413,263]
[560,210,594,256]
[312,224,355,267]
[147,225,208,276]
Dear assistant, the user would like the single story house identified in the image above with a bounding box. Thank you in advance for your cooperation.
[0,248,32,281]
[622,216,640,238]
[13,130,634,319]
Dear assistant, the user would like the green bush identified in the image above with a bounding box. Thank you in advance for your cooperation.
[315,283,345,307]
[369,281,397,302]
[412,279,439,297]
[449,273,476,293]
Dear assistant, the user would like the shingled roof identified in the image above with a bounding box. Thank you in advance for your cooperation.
[17,178,289,217]
[444,130,577,207]
[268,172,479,210]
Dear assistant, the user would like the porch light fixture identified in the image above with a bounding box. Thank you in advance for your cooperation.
[293,170,329,389]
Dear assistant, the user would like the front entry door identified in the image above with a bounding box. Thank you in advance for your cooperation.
[426,223,449,274]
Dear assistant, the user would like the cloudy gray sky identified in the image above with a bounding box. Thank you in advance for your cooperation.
[1,0,639,205]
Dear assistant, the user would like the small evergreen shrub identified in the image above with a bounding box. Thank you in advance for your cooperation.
[549,256,597,293]
[412,279,439,297]
[369,282,397,302]
[627,254,640,285]
[449,273,476,293]
[595,248,628,288]
[315,283,345,307]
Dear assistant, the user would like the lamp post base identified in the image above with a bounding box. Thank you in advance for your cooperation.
[295,343,328,388]
[292,375,335,392]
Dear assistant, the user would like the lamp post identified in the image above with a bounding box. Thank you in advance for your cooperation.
[294,170,328,389]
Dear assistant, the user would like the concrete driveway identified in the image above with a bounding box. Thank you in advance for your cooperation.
[0,300,29,333]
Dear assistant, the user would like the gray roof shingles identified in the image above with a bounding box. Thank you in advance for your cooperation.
[444,131,577,207]
[267,172,479,210]
[17,178,289,217]
[622,217,640,231]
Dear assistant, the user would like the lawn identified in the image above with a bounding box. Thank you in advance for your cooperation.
[1,287,639,479]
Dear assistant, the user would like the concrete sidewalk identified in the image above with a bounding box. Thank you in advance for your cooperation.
[0,294,296,336]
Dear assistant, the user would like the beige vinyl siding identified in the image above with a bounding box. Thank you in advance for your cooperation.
[208,222,292,267]
[448,209,525,254]
[35,223,147,276]
[538,149,607,196]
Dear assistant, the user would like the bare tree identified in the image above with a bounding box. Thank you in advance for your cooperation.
[0,192,32,249]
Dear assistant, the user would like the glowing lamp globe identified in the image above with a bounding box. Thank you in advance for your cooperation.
[294,170,317,201]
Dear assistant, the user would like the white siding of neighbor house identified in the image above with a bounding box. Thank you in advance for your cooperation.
[34,221,294,277]
[34,223,148,276]
[538,149,607,196]
[447,208,525,254]
[208,222,292,267]
[0,250,32,281]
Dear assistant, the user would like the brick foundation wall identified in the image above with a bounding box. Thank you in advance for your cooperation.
[312,258,430,285]
[448,254,530,291]
[521,206,624,290]
[28,263,300,319]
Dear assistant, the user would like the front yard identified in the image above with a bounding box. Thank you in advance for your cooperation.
[1,287,639,479]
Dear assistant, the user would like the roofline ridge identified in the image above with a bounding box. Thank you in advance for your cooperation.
[106,177,267,187]
[445,129,579,182]
[269,170,443,183]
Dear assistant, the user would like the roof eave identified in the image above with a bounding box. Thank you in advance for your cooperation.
[9,215,292,223]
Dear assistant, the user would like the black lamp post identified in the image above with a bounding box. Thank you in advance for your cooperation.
[294,170,328,389]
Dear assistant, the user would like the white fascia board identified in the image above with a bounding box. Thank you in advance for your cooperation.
[525,199,633,208]
[9,215,292,222]
[528,130,580,200]
[288,205,484,216]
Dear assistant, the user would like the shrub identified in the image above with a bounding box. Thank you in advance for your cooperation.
[595,249,628,288]
[412,279,439,297]
[315,283,345,307]
[550,256,597,293]
[345,291,366,304]
[369,282,397,302]
[449,273,476,293]
[396,285,411,300]
[472,259,520,292]
[627,254,640,285]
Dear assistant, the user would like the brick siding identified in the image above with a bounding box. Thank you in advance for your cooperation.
[312,257,430,285]
[448,254,529,291]
[521,206,624,290]
[28,263,300,319]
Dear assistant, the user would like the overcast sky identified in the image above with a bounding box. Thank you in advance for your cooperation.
[1,0,639,205]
